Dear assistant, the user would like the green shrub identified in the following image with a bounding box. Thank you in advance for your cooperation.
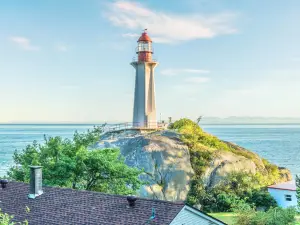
[214,192,248,212]
[188,171,277,212]
[235,207,297,225]
[246,190,277,211]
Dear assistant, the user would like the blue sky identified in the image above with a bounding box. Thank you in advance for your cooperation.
[0,0,299,123]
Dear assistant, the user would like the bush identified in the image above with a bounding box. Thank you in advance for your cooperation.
[187,179,254,213]
[246,190,277,211]
[214,192,249,212]
[235,207,297,225]
[187,171,278,212]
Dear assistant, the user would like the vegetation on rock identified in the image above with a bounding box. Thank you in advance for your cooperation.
[170,118,288,212]
[8,127,142,195]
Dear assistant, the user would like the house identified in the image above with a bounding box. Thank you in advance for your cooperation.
[0,166,226,225]
[268,180,297,208]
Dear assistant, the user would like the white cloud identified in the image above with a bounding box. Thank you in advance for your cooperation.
[56,45,68,52]
[105,1,237,43]
[185,77,210,83]
[161,68,210,76]
[9,36,39,51]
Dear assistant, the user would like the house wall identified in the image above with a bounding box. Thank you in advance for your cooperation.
[170,206,223,225]
[268,188,297,208]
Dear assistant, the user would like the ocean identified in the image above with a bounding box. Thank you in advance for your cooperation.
[0,124,299,177]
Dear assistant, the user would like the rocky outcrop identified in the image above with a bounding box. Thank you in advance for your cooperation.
[97,130,194,202]
[97,129,292,201]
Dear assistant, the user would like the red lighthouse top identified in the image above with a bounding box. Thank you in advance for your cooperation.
[135,29,153,62]
[138,30,152,42]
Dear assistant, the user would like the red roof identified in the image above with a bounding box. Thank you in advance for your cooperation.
[268,180,296,191]
[138,32,152,42]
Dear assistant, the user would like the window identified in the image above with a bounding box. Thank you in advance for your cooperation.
[138,42,152,52]
[285,195,292,201]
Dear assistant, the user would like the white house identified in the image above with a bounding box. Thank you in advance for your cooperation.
[170,205,226,225]
[268,180,297,208]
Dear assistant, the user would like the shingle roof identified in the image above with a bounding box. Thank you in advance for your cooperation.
[0,182,184,225]
[268,180,296,191]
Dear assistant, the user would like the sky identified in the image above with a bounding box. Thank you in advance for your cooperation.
[0,0,299,123]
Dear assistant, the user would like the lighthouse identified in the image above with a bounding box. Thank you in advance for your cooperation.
[131,30,158,128]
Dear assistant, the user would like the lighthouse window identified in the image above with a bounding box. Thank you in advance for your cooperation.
[285,195,292,201]
[138,42,152,52]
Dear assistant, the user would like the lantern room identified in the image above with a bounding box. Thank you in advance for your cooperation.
[136,30,153,62]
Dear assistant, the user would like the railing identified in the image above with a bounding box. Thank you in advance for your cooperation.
[102,122,167,133]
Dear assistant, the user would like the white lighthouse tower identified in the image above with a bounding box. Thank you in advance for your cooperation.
[131,30,158,128]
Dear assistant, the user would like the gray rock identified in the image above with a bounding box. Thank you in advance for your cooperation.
[97,129,194,201]
[203,150,257,188]
[96,129,292,201]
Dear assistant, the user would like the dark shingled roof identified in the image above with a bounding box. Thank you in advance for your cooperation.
[0,182,184,225]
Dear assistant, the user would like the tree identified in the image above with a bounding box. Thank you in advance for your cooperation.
[296,175,300,209]
[196,116,203,124]
[8,127,143,195]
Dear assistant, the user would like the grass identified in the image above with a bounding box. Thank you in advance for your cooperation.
[210,213,300,225]
[209,213,237,225]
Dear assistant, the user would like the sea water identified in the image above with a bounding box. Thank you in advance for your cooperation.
[203,124,300,177]
[0,124,299,177]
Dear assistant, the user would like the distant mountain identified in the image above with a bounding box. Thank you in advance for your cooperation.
[199,117,300,124]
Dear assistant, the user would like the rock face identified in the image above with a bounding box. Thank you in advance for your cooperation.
[203,142,291,188]
[203,150,257,188]
[97,130,194,201]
